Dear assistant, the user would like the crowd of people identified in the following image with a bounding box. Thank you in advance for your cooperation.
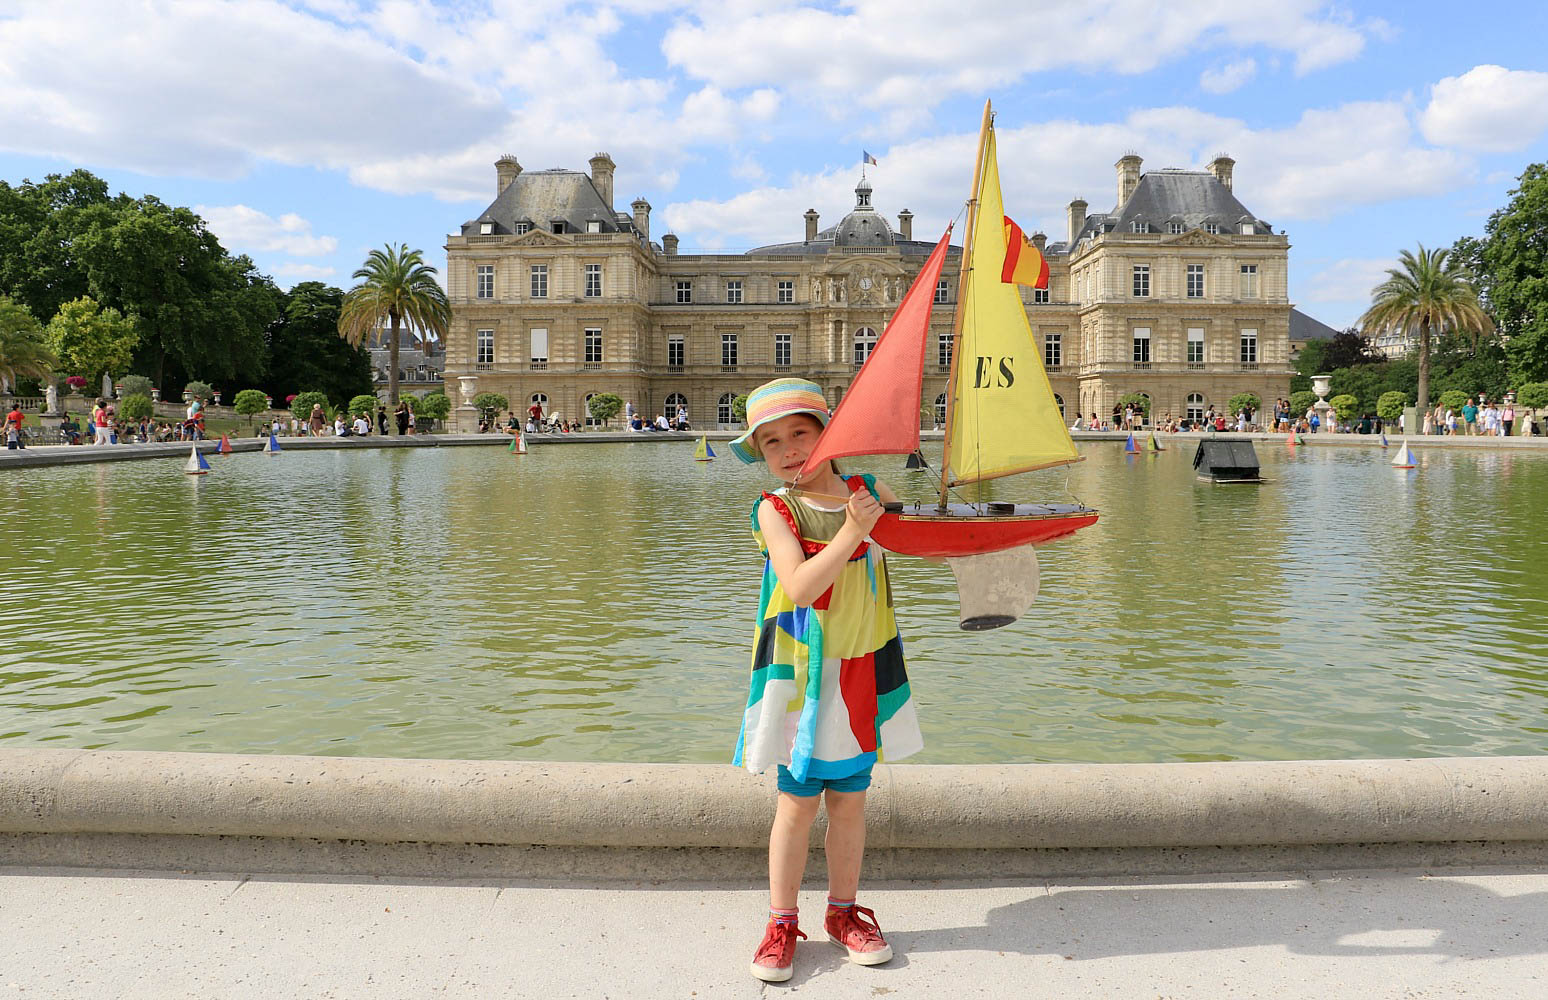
[1416,396,1519,436]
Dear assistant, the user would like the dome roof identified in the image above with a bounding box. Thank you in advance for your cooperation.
[828,175,892,247]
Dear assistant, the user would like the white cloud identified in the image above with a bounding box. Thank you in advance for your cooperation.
[663,99,1473,249]
[663,0,1367,119]
[1200,59,1257,95]
[1420,65,1548,153]
[272,262,339,279]
[197,205,338,257]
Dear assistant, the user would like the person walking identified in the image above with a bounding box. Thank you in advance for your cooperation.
[394,401,410,436]
[377,405,388,436]
[1504,401,1516,438]
[729,378,916,983]
[4,401,24,450]
[309,403,327,438]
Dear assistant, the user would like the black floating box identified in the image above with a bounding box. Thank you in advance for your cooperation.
[1193,439,1263,482]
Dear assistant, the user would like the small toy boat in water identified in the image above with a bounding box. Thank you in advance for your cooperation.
[262,433,281,454]
[217,434,233,455]
[1146,432,1164,452]
[183,444,211,476]
[509,432,527,454]
[693,436,715,461]
[1391,440,1417,469]
[1124,433,1139,453]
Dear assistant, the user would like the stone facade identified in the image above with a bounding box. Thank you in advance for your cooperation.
[444,152,1295,431]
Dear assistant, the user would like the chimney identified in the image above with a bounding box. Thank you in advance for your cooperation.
[631,197,651,244]
[1208,153,1235,192]
[495,154,521,197]
[1031,231,1047,252]
[662,233,678,256]
[588,152,616,211]
[1067,198,1088,244]
[1115,154,1142,207]
[804,209,819,243]
[897,209,913,241]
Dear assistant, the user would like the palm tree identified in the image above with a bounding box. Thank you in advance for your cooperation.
[337,244,449,411]
[1359,245,1494,415]
[0,295,57,392]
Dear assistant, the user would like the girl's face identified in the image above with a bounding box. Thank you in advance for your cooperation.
[754,414,825,480]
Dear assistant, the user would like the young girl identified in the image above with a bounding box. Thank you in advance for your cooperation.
[729,378,922,983]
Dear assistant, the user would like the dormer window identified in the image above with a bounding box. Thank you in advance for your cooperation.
[1204,222,1220,235]
[1239,222,1255,235]
[1166,221,1184,235]
[1130,221,1150,234]
[478,222,493,235]
[586,220,602,234]
[515,222,531,235]
[551,220,566,234]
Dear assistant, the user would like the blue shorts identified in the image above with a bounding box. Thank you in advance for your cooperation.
[776,764,874,797]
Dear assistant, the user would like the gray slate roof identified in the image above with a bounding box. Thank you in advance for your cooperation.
[461,170,637,237]
[746,178,945,256]
[1063,169,1272,251]
[1290,308,1341,342]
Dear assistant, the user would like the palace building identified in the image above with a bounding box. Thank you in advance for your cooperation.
[442,151,1299,431]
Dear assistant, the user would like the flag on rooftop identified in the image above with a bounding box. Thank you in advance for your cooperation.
[862,150,878,166]
[1000,215,1050,289]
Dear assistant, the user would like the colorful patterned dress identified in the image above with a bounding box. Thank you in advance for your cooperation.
[734,474,923,782]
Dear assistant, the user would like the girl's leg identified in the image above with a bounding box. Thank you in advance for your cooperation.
[821,789,868,900]
[769,791,822,909]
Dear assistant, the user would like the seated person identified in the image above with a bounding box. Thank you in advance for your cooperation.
[60,416,82,445]
[654,414,671,431]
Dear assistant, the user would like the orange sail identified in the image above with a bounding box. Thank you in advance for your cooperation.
[795,225,954,480]
[1001,216,1049,288]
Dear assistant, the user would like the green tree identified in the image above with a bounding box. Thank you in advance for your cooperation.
[1438,389,1469,413]
[471,392,508,424]
[0,170,113,323]
[117,393,153,421]
[337,244,449,408]
[0,295,56,388]
[587,392,623,427]
[1465,165,1548,385]
[232,388,269,426]
[418,391,450,422]
[732,394,749,424]
[44,296,140,392]
[1516,382,1548,412]
[347,394,379,420]
[184,380,213,403]
[1329,393,1359,420]
[1376,391,1407,422]
[1226,392,1261,417]
[1118,392,1151,416]
[290,390,331,423]
[75,196,277,391]
[1289,390,1316,417]
[1360,245,1494,415]
[119,374,153,399]
[264,282,373,408]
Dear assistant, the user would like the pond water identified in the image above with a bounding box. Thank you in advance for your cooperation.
[2,440,1545,764]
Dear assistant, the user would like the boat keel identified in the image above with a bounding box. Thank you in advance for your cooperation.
[947,545,1040,631]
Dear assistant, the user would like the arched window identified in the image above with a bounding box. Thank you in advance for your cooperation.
[584,392,600,427]
[664,392,687,423]
[934,392,948,428]
[529,392,548,415]
[1132,392,1151,424]
[853,326,877,366]
[1053,394,1065,420]
[718,392,736,427]
[1186,393,1206,423]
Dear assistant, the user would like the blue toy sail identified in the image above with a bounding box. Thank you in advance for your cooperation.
[1381,433,1389,447]
[1124,433,1138,453]
[263,433,281,453]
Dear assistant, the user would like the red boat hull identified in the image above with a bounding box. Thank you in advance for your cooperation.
[871,503,1098,558]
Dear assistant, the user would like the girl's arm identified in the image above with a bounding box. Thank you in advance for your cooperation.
[758,491,883,607]
[871,478,899,505]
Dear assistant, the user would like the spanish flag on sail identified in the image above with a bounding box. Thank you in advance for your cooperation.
[1001,216,1049,289]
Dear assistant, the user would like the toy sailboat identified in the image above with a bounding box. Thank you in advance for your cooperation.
[1146,432,1164,452]
[693,436,715,461]
[794,100,1096,630]
[183,444,211,475]
[509,432,527,454]
[262,432,281,454]
[1124,433,1139,453]
[1391,440,1417,469]
[1286,431,1297,450]
[217,434,233,455]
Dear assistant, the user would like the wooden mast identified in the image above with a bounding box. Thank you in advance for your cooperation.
[937,99,993,509]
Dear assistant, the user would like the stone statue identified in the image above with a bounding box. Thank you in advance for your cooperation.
[102,372,114,398]
[45,382,59,415]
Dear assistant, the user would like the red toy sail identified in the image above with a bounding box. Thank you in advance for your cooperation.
[795,225,953,481]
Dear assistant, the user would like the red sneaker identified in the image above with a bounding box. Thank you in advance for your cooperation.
[750,919,807,982]
[825,903,893,965]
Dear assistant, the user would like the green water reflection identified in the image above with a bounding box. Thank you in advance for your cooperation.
[2,441,1546,763]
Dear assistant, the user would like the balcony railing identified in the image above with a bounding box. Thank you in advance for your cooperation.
[530,360,548,370]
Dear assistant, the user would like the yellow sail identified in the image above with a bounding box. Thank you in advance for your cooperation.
[945,124,1080,485]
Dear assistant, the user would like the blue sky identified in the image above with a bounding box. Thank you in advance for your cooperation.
[2,0,1546,330]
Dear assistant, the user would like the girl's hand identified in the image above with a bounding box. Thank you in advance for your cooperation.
[845,489,883,536]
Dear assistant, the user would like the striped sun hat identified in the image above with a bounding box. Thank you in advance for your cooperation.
[729,378,830,464]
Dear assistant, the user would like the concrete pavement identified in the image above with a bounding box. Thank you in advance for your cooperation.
[3,865,1544,999]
